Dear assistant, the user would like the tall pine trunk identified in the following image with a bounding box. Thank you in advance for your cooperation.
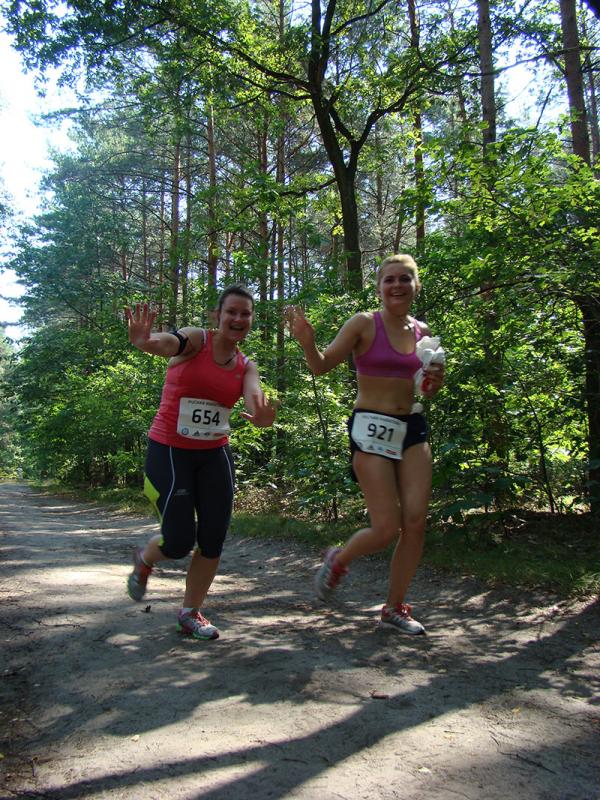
[168,136,181,327]
[560,0,600,511]
[477,0,510,507]
[206,101,219,294]
[408,0,425,253]
[560,0,591,165]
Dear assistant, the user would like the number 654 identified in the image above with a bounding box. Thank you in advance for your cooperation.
[192,409,221,425]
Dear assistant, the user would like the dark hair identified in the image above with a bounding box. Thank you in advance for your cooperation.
[217,284,255,312]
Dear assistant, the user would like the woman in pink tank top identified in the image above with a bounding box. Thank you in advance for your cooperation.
[287,254,444,635]
[124,285,278,641]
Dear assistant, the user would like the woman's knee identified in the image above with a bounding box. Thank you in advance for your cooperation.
[159,543,192,560]
[370,522,400,549]
[159,531,196,560]
[196,528,227,559]
[197,541,225,559]
[400,515,427,542]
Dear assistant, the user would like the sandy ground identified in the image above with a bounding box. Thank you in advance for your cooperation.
[0,480,598,800]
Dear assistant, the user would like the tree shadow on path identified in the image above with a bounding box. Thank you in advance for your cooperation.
[0,482,598,800]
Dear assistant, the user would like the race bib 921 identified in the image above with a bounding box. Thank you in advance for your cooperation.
[351,411,407,460]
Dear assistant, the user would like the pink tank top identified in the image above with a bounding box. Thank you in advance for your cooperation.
[354,312,423,379]
[148,331,248,449]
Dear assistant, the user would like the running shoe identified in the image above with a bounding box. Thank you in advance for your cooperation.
[127,547,153,602]
[380,603,425,635]
[176,608,220,640]
[315,547,348,602]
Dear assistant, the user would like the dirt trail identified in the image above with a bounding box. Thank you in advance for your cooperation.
[0,481,598,800]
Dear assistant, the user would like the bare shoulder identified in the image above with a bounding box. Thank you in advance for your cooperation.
[335,312,374,343]
[340,311,376,355]
[179,326,205,351]
[346,311,374,331]
[413,317,431,336]
[167,327,205,366]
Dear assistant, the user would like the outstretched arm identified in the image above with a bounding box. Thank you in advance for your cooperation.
[125,303,196,358]
[285,306,365,375]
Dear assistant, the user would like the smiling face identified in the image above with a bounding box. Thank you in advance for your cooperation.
[376,261,419,312]
[217,294,254,342]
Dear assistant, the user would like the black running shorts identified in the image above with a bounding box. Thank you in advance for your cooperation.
[144,439,235,559]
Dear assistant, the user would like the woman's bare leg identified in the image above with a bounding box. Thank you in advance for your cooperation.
[183,550,220,608]
[386,442,432,606]
[141,534,165,565]
[335,452,402,567]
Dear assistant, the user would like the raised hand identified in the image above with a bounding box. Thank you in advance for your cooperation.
[284,305,315,349]
[240,393,280,428]
[125,303,158,351]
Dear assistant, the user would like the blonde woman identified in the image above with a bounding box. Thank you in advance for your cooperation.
[287,255,444,634]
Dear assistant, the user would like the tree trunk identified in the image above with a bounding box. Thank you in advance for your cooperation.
[408,0,425,253]
[158,166,166,326]
[560,0,599,511]
[580,11,600,164]
[577,295,600,511]
[335,162,362,289]
[477,0,510,506]
[478,0,496,151]
[180,126,192,325]
[206,102,219,293]
[276,87,286,396]
[168,136,181,326]
[585,60,600,163]
[560,0,591,165]
[308,0,362,290]
[141,178,149,285]
[258,117,270,339]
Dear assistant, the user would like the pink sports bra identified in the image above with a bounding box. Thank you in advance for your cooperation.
[354,312,423,379]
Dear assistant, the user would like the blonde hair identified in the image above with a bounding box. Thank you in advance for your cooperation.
[376,254,421,291]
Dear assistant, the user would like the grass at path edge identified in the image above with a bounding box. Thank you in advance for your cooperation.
[18,480,600,600]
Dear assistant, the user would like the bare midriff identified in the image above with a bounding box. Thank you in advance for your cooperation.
[354,374,415,416]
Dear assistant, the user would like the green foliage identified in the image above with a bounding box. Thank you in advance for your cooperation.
[416,125,598,517]
[8,321,165,485]
[424,510,600,597]
[0,331,23,477]
[0,0,598,547]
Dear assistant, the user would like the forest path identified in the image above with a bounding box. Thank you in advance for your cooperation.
[0,481,598,800]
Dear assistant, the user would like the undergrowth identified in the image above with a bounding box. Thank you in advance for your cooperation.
[27,480,600,598]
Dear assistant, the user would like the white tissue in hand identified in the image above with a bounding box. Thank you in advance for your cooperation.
[414,336,445,394]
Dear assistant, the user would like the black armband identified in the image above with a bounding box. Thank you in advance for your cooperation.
[172,330,189,355]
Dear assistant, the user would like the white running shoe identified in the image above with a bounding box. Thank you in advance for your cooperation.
[315,547,348,602]
[380,603,425,635]
[176,608,220,640]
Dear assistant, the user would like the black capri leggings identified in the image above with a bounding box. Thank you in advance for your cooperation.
[144,439,235,560]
